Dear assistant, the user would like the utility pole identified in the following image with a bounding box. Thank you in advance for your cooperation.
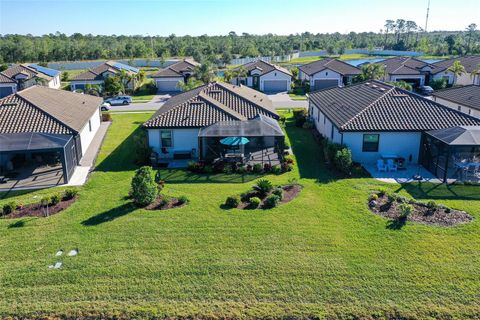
[424,0,431,32]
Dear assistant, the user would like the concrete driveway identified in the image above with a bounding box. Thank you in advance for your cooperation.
[109,94,172,112]
[267,92,308,109]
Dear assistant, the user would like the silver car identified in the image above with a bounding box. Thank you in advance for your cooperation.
[105,95,132,105]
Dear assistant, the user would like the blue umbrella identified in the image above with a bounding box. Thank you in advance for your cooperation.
[220,136,250,146]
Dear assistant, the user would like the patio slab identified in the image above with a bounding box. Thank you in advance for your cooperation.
[364,163,448,184]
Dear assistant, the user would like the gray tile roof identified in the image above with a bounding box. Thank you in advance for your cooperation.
[432,55,480,74]
[309,80,480,132]
[71,60,138,81]
[0,86,102,134]
[143,82,278,128]
[432,85,480,110]
[0,73,15,84]
[373,57,435,75]
[0,64,55,84]
[299,58,361,76]
[240,60,292,77]
[151,59,200,78]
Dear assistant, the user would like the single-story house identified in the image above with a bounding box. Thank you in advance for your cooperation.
[0,64,61,98]
[432,85,480,117]
[431,56,480,86]
[231,60,292,93]
[151,59,200,93]
[0,86,102,185]
[70,60,139,92]
[143,81,284,163]
[368,57,436,87]
[308,80,480,181]
[298,58,361,91]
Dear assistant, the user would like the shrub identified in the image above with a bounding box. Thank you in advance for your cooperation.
[387,193,399,203]
[240,191,255,202]
[40,197,50,207]
[204,165,214,174]
[50,194,61,206]
[272,187,283,200]
[213,161,225,173]
[178,195,189,205]
[377,188,388,197]
[160,197,169,207]
[427,200,437,210]
[223,165,233,174]
[283,140,290,150]
[284,155,294,164]
[302,120,314,129]
[263,163,272,173]
[62,188,78,200]
[281,162,294,173]
[2,201,16,215]
[429,78,448,90]
[368,193,379,202]
[334,148,353,174]
[236,166,247,174]
[264,194,281,208]
[101,112,112,122]
[322,140,344,165]
[253,163,263,174]
[293,109,308,127]
[249,197,261,209]
[253,179,273,197]
[131,166,159,206]
[399,203,414,218]
[271,165,282,175]
[225,195,240,208]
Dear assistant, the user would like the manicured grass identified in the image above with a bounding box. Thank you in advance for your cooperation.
[288,93,308,100]
[288,54,372,65]
[131,95,154,102]
[1,112,480,319]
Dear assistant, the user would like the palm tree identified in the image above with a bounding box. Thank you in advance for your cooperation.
[194,63,215,84]
[234,66,248,85]
[358,64,385,81]
[470,64,480,85]
[223,69,234,83]
[448,60,466,85]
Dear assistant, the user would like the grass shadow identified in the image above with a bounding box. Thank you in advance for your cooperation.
[398,181,480,201]
[386,217,407,230]
[81,202,137,226]
[157,169,263,184]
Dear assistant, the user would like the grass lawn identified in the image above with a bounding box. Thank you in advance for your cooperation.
[288,54,373,65]
[1,112,480,319]
[288,93,308,100]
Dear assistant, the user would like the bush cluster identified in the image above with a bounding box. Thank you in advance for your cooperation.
[131,166,158,206]
[225,195,240,208]
[321,140,353,174]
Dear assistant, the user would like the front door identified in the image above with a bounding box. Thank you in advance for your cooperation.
[253,76,259,89]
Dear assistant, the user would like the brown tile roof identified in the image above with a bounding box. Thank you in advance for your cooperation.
[143,82,278,128]
[299,58,361,76]
[371,57,438,75]
[309,80,480,132]
[151,59,200,78]
[0,73,15,84]
[432,55,480,74]
[71,60,138,81]
[0,86,102,134]
[432,85,480,111]
[240,60,292,77]
[0,64,59,84]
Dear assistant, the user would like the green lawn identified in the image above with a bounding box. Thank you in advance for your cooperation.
[287,54,372,65]
[1,113,480,319]
[288,93,308,100]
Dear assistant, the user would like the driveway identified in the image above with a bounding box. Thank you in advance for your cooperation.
[109,94,172,112]
[267,93,308,109]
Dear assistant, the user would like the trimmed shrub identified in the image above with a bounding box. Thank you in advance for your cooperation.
[271,165,282,175]
[249,197,261,209]
[427,200,437,210]
[334,148,353,174]
[281,162,294,173]
[131,166,159,206]
[2,201,16,215]
[283,140,290,150]
[40,197,50,207]
[236,166,247,174]
[284,155,294,164]
[160,197,169,207]
[399,203,413,218]
[272,187,283,200]
[253,179,273,197]
[253,163,263,174]
[225,195,240,208]
[263,163,272,173]
[178,195,189,205]
[62,189,78,201]
[264,194,281,208]
[101,112,112,122]
[50,194,61,206]
[377,188,388,197]
[368,193,378,202]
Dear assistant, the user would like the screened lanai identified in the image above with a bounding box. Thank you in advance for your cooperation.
[421,127,480,183]
[198,115,285,164]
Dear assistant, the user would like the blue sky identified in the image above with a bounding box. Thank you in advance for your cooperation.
[0,0,478,36]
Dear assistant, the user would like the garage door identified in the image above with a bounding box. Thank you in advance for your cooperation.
[156,80,182,92]
[313,80,339,91]
[0,86,14,98]
[263,80,288,93]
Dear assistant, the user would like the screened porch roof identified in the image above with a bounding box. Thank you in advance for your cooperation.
[198,114,284,138]
[0,132,72,153]
[426,126,480,146]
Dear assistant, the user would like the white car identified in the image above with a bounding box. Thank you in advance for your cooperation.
[104,95,132,105]
[101,102,111,111]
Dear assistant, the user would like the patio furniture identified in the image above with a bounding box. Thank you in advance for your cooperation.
[173,150,192,160]
[377,159,387,172]
[387,159,397,172]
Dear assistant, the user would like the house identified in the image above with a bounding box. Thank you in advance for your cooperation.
[143,82,284,164]
[308,80,480,180]
[0,64,61,98]
[298,58,361,91]
[231,60,292,93]
[70,60,140,92]
[431,56,480,85]
[432,85,480,117]
[0,86,102,186]
[368,57,436,87]
[151,59,200,93]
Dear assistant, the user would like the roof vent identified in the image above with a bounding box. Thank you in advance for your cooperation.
[1,102,17,107]
[372,85,378,88]
[393,93,408,98]
[379,88,386,91]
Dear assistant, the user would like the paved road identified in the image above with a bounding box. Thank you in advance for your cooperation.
[267,93,308,109]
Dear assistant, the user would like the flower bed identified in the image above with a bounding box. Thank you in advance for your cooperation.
[368,191,473,227]
[144,195,189,211]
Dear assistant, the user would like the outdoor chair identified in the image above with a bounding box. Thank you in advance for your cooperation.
[387,159,397,172]
[377,159,387,172]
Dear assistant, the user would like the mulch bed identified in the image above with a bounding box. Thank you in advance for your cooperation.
[2,197,77,219]
[369,195,473,227]
[237,184,303,210]
[144,196,187,211]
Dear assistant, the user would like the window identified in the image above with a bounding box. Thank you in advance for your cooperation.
[160,130,173,148]
[457,106,462,112]
[468,109,472,115]
[362,134,379,152]
[88,120,92,132]
[317,109,320,122]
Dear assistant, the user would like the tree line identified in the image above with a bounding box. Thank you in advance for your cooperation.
[0,22,478,64]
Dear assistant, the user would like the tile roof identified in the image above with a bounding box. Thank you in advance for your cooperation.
[299,58,361,76]
[427,126,480,146]
[432,85,480,110]
[372,57,436,75]
[0,86,102,134]
[151,59,200,78]
[240,60,292,77]
[0,64,56,84]
[71,60,139,81]
[143,82,278,128]
[0,73,15,84]
[308,80,480,132]
[431,55,480,74]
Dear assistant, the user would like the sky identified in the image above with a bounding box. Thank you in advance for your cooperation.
[0,0,479,36]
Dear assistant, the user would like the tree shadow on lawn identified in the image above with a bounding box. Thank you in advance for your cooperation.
[386,217,407,230]
[157,169,262,184]
[81,202,137,226]
[397,181,480,201]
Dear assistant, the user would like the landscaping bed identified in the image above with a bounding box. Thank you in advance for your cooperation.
[368,191,473,227]
[144,195,188,211]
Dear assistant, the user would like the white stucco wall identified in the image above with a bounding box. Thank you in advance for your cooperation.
[389,74,425,86]
[433,96,480,118]
[259,71,291,91]
[148,128,200,159]
[431,71,455,85]
[79,108,101,156]
[309,103,342,144]
[310,69,342,86]
[70,80,105,91]
[48,75,61,89]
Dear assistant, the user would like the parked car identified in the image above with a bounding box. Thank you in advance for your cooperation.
[101,102,111,111]
[419,86,434,96]
[104,95,132,105]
